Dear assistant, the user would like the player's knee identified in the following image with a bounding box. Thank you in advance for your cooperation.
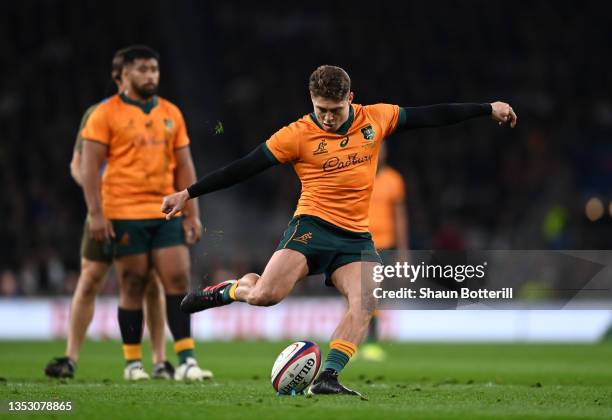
[78,267,107,299]
[164,271,188,294]
[78,279,100,300]
[120,271,148,299]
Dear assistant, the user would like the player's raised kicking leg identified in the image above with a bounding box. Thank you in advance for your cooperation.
[180,248,307,312]
[308,261,379,396]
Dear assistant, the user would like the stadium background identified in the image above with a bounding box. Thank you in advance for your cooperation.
[1,1,612,340]
[3,3,612,419]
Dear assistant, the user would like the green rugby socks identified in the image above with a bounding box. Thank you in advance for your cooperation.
[324,339,357,373]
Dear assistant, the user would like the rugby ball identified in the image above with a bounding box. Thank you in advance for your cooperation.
[271,341,321,395]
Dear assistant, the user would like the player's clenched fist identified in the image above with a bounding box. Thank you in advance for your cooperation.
[490,101,517,128]
[161,189,190,220]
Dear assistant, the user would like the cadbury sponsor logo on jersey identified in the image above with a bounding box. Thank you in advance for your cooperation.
[322,153,373,172]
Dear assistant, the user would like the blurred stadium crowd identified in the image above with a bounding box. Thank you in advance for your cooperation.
[1,1,611,296]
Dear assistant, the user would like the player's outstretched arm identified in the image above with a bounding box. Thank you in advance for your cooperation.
[161,144,278,219]
[398,101,517,130]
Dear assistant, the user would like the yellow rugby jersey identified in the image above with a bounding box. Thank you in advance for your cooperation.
[264,103,400,232]
[81,93,190,220]
[369,166,405,249]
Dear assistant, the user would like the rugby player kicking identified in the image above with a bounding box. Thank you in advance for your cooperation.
[162,65,517,395]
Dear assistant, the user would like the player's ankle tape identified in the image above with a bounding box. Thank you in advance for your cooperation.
[229,281,238,301]
[174,337,195,354]
[330,339,357,358]
[123,344,142,361]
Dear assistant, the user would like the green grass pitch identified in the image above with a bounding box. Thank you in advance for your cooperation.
[1,340,611,419]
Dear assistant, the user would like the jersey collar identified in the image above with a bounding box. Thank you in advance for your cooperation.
[119,92,158,114]
[309,105,354,136]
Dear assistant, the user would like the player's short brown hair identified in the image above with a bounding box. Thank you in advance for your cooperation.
[308,65,351,101]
